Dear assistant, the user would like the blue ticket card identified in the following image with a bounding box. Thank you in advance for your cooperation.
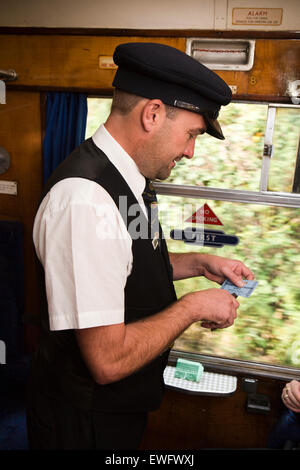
[221,279,258,297]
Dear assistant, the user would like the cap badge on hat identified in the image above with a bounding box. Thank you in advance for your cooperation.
[173,100,219,120]
[173,100,202,114]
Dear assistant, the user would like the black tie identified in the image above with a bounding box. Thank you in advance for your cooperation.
[142,179,160,249]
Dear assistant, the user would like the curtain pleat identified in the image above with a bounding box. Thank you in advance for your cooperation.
[42,92,87,183]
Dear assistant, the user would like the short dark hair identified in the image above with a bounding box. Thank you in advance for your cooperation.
[111,89,143,115]
[111,89,179,120]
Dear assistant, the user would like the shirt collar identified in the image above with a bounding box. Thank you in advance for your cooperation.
[92,124,146,201]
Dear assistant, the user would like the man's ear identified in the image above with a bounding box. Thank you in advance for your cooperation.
[141,99,165,132]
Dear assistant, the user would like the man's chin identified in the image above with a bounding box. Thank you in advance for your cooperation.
[152,163,176,181]
[156,171,172,181]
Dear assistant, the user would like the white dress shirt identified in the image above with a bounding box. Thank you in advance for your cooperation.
[33,124,147,331]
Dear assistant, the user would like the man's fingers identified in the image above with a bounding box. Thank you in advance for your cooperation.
[222,264,255,287]
[202,299,238,330]
[222,267,244,287]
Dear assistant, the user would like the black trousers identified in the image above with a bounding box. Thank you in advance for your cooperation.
[26,389,148,450]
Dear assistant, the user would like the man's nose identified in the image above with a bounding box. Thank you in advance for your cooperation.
[183,139,196,159]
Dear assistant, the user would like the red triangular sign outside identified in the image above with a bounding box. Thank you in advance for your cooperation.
[185,203,223,226]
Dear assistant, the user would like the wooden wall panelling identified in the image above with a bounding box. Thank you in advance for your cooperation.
[0,35,186,91]
[213,39,300,99]
[217,70,249,97]
[1,34,299,100]
[0,90,43,351]
[141,375,285,449]
[247,39,300,96]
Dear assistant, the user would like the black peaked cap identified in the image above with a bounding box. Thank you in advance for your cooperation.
[112,42,232,140]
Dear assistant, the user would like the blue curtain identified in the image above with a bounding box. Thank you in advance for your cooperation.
[42,92,87,183]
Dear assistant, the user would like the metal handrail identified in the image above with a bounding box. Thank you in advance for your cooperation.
[169,350,300,381]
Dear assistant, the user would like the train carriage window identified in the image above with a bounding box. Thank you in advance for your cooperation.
[85,97,112,138]
[167,102,268,191]
[86,97,300,369]
[158,195,300,367]
[267,107,300,193]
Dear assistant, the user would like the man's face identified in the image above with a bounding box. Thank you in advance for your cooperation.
[139,108,207,180]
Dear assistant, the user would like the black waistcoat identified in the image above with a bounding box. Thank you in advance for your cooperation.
[32,138,177,412]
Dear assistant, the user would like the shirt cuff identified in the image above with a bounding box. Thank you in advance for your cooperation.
[49,309,124,331]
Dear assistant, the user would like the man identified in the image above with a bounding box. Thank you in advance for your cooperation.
[27,42,254,449]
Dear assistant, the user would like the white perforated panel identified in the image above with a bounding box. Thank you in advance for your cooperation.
[163,366,237,396]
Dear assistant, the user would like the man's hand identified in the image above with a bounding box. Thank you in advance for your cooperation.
[181,287,240,330]
[197,254,254,287]
[282,380,300,413]
[169,252,254,287]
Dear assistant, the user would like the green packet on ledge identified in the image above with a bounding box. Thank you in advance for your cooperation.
[174,358,204,382]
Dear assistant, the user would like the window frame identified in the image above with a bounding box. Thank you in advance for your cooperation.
[260,103,300,193]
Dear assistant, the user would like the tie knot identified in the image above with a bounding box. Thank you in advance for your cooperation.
[142,179,157,204]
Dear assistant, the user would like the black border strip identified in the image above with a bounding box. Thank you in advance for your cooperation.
[0,27,299,39]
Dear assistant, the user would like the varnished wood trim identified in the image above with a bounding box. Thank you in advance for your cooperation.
[233,94,292,103]
[6,84,113,96]
[6,86,294,104]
